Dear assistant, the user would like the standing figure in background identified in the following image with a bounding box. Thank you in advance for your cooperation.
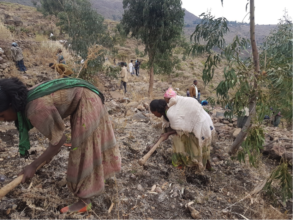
[186,89,190,97]
[129,60,134,76]
[135,60,141,76]
[56,49,66,64]
[189,80,198,100]
[120,62,128,94]
[198,90,201,103]
[11,42,27,73]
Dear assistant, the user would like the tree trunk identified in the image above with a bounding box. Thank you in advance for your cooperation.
[229,0,260,155]
[148,64,154,97]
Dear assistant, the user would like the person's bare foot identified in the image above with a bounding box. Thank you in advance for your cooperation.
[61,198,91,213]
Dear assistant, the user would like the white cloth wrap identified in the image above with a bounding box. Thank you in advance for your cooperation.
[166,96,214,148]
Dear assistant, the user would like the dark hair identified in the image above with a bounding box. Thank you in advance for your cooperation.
[49,63,54,67]
[57,49,62,53]
[131,60,133,62]
[194,80,197,83]
[0,78,28,113]
[150,99,169,121]
[198,90,200,92]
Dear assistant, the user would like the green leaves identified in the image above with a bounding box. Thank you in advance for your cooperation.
[264,162,293,202]
[121,0,184,65]
[237,126,265,167]
[260,20,293,124]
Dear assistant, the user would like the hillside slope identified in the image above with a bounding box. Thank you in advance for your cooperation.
[0,0,33,6]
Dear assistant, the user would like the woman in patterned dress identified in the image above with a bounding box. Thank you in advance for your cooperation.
[0,78,121,213]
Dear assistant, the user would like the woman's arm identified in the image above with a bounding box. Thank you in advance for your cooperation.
[160,130,177,141]
[19,134,66,183]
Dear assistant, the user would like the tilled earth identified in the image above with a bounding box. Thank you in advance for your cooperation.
[0,73,292,219]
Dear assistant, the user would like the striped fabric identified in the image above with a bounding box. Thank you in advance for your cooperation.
[26,88,121,198]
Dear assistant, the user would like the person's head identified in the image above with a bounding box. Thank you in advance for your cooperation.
[198,90,200,93]
[11,42,17,47]
[150,99,167,118]
[49,63,54,69]
[193,80,197,86]
[164,87,177,103]
[0,78,28,122]
[57,48,62,54]
[186,89,189,91]
[131,60,133,63]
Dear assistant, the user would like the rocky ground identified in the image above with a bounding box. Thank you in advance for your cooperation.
[0,2,292,219]
[0,69,292,220]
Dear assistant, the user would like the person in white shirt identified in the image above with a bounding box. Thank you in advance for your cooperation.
[129,60,134,76]
[189,80,198,100]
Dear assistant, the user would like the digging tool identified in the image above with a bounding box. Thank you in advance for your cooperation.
[0,161,47,200]
[138,136,165,166]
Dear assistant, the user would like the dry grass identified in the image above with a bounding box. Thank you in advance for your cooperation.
[0,22,13,41]
[22,39,75,72]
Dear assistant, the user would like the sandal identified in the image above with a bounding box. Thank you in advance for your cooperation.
[60,202,92,214]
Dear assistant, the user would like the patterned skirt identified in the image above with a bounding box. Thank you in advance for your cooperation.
[171,133,210,171]
[66,89,121,198]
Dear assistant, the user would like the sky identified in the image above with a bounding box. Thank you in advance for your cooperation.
[182,0,293,25]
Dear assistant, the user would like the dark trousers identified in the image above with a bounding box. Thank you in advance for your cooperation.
[16,59,27,72]
[120,81,127,93]
[135,68,139,76]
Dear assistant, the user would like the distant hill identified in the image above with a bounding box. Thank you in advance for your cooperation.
[1,0,276,45]
[90,0,201,24]
[0,0,33,6]
[184,23,277,45]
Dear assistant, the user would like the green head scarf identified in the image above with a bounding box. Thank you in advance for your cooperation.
[16,78,104,156]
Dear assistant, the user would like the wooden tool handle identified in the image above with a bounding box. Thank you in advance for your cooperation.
[138,137,165,166]
[0,161,46,200]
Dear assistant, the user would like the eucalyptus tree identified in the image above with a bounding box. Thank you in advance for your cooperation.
[260,18,293,127]
[121,0,185,96]
[190,0,261,156]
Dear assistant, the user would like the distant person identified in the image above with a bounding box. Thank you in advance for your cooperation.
[120,62,128,94]
[198,90,201,102]
[189,80,198,100]
[135,60,141,76]
[56,49,66,64]
[129,60,134,76]
[11,42,27,73]
[186,89,190,97]
[49,63,73,78]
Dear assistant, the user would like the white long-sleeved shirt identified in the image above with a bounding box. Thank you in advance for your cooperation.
[129,62,133,73]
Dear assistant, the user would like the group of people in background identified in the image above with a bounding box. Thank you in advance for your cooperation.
[128,59,141,76]
[119,59,142,94]
[10,42,74,78]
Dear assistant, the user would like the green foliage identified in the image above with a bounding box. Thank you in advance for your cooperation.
[190,12,255,118]
[237,126,265,167]
[39,0,113,80]
[260,18,293,124]
[103,65,120,79]
[112,23,127,46]
[135,47,140,56]
[6,25,16,32]
[122,0,184,63]
[121,0,184,94]
[264,162,293,202]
